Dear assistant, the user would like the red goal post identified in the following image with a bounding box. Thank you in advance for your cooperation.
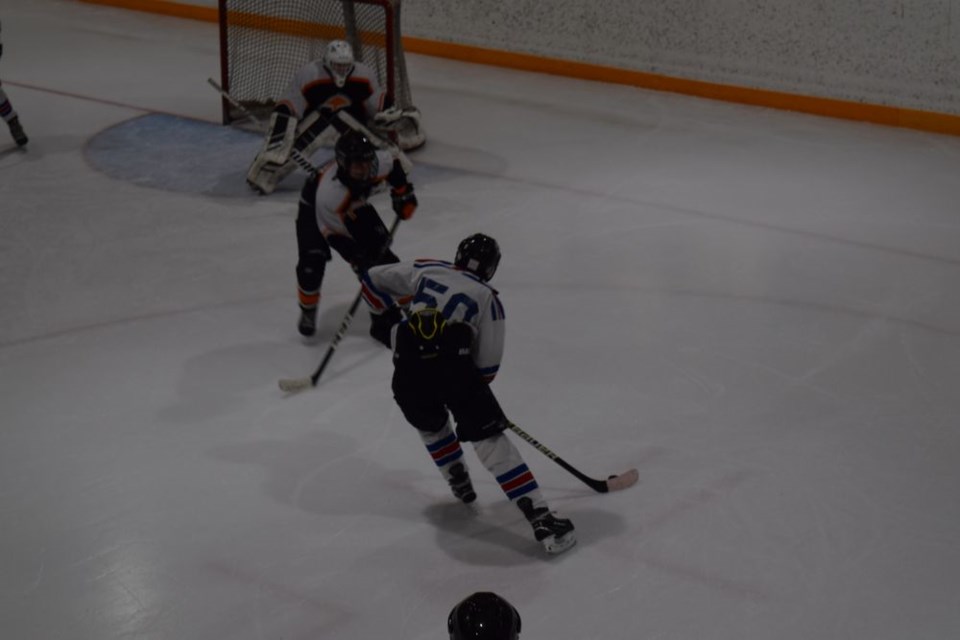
[218,0,422,146]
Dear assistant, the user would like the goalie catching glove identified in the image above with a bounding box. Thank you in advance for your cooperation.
[371,106,426,151]
[372,106,402,126]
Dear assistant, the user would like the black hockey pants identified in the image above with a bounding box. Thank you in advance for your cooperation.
[295,176,331,296]
[391,311,508,442]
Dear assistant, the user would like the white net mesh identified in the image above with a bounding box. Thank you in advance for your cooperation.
[219,0,415,122]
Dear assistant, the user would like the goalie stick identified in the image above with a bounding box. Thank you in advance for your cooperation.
[331,108,413,173]
[278,215,403,394]
[206,78,411,173]
[206,77,320,177]
[507,422,639,493]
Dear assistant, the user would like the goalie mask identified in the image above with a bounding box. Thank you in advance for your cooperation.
[455,234,501,282]
[448,592,521,640]
[323,40,355,88]
[335,130,379,189]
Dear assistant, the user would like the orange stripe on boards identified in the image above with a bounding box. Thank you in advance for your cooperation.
[404,36,960,137]
[78,0,217,22]
[227,12,345,41]
[77,0,960,137]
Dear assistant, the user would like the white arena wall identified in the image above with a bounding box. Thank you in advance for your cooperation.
[78,0,960,132]
[403,0,959,118]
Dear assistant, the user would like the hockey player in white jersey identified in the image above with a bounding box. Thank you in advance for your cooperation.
[360,234,576,554]
[0,19,28,147]
[248,39,397,194]
[295,129,416,337]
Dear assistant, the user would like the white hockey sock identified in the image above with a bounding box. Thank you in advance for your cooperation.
[473,434,547,511]
[418,420,467,483]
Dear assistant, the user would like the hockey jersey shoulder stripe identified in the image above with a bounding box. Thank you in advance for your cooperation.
[490,297,505,321]
[360,273,395,310]
[413,259,455,269]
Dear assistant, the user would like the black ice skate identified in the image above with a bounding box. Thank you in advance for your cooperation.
[8,117,27,147]
[298,307,317,337]
[447,462,477,504]
[517,497,576,554]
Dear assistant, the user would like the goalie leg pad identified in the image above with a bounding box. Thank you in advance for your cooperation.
[246,157,297,194]
[261,110,296,165]
[293,111,334,156]
[248,111,336,193]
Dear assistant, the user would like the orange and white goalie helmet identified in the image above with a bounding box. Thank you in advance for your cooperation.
[323,40,355,88]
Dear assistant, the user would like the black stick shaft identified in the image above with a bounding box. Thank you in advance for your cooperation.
[307,216,402,387]
[309,290,364,385]
[507,423,610,493]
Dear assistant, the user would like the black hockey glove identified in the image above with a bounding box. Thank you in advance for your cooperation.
[386,159,408,189]
[369,306,403,349]
[391,184,417,220]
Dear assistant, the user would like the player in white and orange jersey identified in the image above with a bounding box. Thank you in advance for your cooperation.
[293,130,416,337]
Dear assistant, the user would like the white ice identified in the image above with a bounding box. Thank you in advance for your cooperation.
[2,2,960,639]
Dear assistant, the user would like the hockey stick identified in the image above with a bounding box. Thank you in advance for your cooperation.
[206,77,320,177]
[507,422,639,493]
[334,109,413,173]
[278,216,403,394]
[206,77,411,174]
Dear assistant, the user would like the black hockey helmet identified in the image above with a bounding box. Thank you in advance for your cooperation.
[448,592,521,640]
[455,234,501,282]
[335,130,378,186]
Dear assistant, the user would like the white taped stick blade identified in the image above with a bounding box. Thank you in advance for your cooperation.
[278,377,313,393]
[606,468,639,491]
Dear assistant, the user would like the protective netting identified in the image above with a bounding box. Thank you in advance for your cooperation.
[219,0,414,123]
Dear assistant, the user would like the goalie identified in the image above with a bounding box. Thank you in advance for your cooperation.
[247,39,421,194]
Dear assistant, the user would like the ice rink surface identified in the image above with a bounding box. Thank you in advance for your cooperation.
[2,1,960,638]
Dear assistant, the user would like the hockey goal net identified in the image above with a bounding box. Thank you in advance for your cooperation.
[218,0,423,148]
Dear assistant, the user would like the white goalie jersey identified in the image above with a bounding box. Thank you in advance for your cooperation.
[361,259,506,382]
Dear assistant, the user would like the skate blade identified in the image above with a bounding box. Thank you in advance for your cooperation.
[543,532,577,555]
